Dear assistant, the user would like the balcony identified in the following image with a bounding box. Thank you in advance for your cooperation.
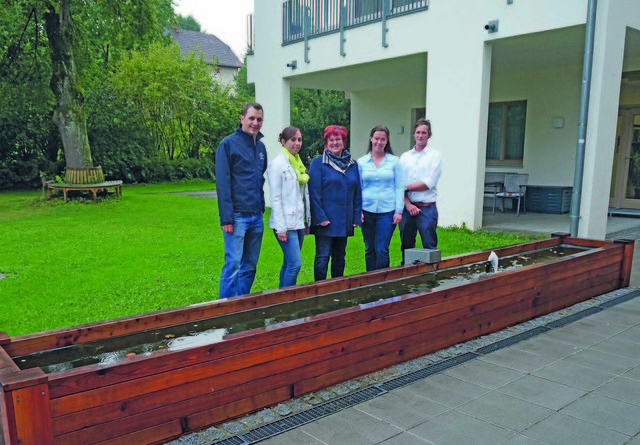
[282,0,429,45]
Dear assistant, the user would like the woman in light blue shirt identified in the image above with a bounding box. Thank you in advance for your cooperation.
[357,125,404,271]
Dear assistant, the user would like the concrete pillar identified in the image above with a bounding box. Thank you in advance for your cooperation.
[580,0,629,238]
[248,0,291,206]
[426,41,492,229]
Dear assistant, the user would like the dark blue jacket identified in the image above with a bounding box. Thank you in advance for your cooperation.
[216,125,267,226]
[309,151,362,237]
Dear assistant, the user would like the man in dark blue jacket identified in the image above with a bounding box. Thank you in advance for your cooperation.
[216,102,267,298]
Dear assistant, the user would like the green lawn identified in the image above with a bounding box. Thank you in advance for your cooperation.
[0,182,539,336]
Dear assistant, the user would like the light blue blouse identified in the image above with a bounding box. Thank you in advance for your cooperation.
[357,153,404,214]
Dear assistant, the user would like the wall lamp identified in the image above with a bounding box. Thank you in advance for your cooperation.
[484,20,499,33]
[287,60,297,70]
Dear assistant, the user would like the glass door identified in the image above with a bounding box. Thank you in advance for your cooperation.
[611,108,640,209]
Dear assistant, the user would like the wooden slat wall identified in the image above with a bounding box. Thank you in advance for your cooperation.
[47,242,624,445]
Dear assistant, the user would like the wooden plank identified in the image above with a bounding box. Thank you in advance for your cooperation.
[0,388,13,445]
[614,238,635,287]
[48,243,622,404]
[0,348,19,376]
[6,383,54,445]
[93,421,183,445]
[58,386,292,445]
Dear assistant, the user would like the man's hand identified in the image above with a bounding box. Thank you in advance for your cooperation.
[406,203,420,216]
[319,220,330,226]
[277,231,288,242]
[222,224,234,234]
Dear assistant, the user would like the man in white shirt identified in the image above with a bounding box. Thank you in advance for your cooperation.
[399,118,442,264]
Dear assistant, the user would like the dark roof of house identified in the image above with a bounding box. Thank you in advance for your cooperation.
[170,28,243,69]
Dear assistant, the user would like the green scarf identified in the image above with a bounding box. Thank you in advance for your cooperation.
[282,147,309,184]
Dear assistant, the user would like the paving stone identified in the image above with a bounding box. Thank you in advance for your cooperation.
[273,403,293,416]
[177,434,206,445]
[521,412,630,445]
[240,414,264,428]
[288,398,312,412]
[256,409,278,423]
[300,394,325,406]
[331,383,352,395]
[221,421,245,434]
[316,390,337,400]
[200,427,226,442]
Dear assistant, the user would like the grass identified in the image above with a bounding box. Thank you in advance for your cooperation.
[0,182,540,336]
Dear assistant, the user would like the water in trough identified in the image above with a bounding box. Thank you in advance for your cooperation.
[14,245,587,373]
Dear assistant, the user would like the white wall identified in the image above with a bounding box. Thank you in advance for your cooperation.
[489,64,583,186]
[214,67,240,87]
[350,83,426,159]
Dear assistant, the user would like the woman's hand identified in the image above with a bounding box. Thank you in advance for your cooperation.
[393,213,403,224]
[277,231,288,242]
[361,213,364,223]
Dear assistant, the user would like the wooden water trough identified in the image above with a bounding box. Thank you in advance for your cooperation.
[0,234,634,445]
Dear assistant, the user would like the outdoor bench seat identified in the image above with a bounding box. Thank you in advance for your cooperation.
[45,180,123,202]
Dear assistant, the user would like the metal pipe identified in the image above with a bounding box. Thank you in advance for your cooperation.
[570,0,598,236]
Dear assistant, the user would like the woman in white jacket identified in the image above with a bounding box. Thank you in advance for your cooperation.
[268,126,311,287]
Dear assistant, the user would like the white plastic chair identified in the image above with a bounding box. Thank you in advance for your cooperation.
[493,174,528,216]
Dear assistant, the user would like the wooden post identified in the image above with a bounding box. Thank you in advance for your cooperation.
[0,360,53,445]
[0,333,13,445]
[550,232,571,243]
[614,239,635,287]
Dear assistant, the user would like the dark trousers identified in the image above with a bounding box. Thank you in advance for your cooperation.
[314,235,348,281]
[399,204,438,264]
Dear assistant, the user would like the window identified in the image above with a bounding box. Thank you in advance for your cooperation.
[486,100,527,167]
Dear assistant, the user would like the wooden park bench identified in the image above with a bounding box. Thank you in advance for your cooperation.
[44,180,123,202]
[41,166,122,202]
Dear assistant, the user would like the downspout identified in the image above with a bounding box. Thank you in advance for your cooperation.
[570,0,598,236]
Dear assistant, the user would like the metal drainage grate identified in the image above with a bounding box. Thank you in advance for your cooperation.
[475,326,551,355]
[545,306,603,329]
[599,289,640,308]
[379,352,478,392]
[213,436,247,445]
[215,386,383,444]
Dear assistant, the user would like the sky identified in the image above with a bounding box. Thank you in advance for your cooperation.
[173,0,254,59]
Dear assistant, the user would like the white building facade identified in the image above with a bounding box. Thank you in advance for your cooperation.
[247,0,640,239]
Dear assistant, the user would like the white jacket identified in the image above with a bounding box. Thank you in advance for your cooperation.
[268,151,311,233]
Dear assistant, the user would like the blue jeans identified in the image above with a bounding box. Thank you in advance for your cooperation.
[400,205,438,264]
[314,235,348,281]
[275,229,305,288]
[361,210,396,271]
[220,212,264,298]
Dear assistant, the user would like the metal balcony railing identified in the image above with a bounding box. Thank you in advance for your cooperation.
[282,0,429,45]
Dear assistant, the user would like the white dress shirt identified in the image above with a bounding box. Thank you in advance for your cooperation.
[400,146,442,203]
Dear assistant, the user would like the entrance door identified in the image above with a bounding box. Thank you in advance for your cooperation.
[610,108,640,209]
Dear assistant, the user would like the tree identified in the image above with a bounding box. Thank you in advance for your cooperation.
[291,88,351,165]
[176,14,201,32]
[111,43,242,160]
[4,0,175,179]
[233,60,255,101]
